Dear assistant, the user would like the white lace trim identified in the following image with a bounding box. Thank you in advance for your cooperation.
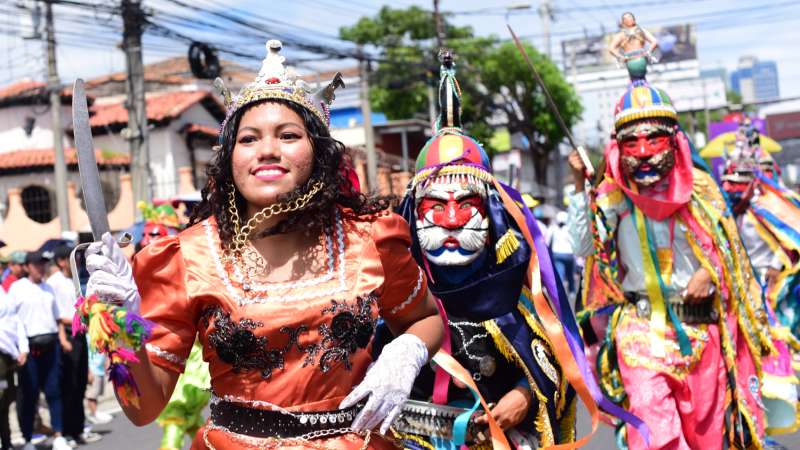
[146,343,186,366]
[389,267,424,315]
[203,211,348,305]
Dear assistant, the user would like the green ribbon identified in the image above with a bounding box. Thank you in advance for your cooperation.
[628,198,693,356]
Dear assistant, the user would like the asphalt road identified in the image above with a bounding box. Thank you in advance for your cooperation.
[33,402,797,450]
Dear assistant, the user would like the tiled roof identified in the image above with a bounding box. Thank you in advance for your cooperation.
[0,148,129,170]
[0,79,77,104]
[184,123,219,138]
[89,91,223,128]
[85,56,257,89]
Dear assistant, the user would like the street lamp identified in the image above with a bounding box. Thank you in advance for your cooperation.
[505,2,532,23]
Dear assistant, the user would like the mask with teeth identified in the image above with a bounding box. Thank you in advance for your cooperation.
[617,121,677,187]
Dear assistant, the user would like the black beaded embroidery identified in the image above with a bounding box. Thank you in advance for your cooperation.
[316,294,377,372]
[201,307,310,379]
[200,294,377,377]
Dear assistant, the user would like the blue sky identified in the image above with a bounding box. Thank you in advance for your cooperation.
[1,0,798,99]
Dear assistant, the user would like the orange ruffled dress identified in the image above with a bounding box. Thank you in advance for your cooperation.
[132,210,428,450]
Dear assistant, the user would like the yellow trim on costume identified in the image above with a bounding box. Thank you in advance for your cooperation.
[515,301,568,415]
[765,409,800,436]
[495,229,521,265]
[559,395,578,443]
[534,390,555,447]
[614,108,679,129]
[736,398,766,450]
[596,188,624,210]
[412,164,495,187]
[394,432,436,450]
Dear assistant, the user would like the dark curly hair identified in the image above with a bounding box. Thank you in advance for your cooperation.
[189,98,393,243]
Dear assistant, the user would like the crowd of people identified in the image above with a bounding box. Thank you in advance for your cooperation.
[2,12,799,450]
[0,246,113,450]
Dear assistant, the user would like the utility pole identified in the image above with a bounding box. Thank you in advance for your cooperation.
[538,0,553,58]
[358,47,378,192]
[428,0,445,127]
[121,0,150,218]
[433,0,445,48]
[44,0,69,232]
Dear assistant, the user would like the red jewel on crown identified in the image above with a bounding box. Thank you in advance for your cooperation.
[266,77,281,84]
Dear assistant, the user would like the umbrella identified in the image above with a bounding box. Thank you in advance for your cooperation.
[699,132,782,158]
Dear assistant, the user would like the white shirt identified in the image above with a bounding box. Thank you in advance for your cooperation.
[568,191,701,296]
[8,277,60,337]
[0,289,29,358]
[549,224,574,255]
[47,271,77,321]
[737,210,783,275]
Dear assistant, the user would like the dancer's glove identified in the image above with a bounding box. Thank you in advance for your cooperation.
[339,333,428,434]
[86,232,141,315]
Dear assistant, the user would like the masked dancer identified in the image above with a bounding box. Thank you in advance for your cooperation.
[386,49,640,450]
[568,81,771,450]
[719,121,800,439]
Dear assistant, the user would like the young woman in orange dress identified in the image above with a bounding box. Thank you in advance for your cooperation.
[83,40,443,450]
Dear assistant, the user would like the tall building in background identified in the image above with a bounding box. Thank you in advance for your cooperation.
[730,56,780,103]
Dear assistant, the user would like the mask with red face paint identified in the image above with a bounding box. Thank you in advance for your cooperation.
[140,223,169,248]
[617,121,677,187]
[415,177,490,266]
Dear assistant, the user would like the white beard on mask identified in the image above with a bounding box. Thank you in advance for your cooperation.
[415,183,490,266]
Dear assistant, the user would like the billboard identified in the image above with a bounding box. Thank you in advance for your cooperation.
[561,24,697,71]
[767,111,800,141]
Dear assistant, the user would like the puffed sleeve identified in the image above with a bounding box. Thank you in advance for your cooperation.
[132,236,196,374]
[371,212,428,320]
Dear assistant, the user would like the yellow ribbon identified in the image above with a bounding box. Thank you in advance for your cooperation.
[630,203,668,358]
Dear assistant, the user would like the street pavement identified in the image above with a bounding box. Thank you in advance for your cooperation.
[8,384,800,449]
[19,403,800,450]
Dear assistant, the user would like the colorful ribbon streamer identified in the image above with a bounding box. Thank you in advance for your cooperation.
[494,181,651,448]
[432,352,511,450]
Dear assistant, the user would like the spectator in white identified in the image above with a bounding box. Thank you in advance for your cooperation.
[2,251,26,293]
[8,251,71,450]
[47,245,101,445]
[0,287,28,450]
[549,211,577,295]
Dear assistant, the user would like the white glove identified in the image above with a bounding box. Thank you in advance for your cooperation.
[339,333,428,434]
[86,232,141,315]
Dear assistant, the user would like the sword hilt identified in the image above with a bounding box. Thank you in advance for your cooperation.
[576,145,595,178]
[69,233,133,298]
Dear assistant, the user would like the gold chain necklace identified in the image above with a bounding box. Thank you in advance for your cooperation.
[224,181,323,288]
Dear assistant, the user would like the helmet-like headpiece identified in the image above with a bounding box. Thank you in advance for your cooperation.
[214,40,345,130]
[614,83,678,132]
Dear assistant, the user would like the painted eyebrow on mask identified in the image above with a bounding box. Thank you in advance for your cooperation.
[421,187,482,201]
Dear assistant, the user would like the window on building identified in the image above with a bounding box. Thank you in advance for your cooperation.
[21,185,55,223]
[78,176,121,214]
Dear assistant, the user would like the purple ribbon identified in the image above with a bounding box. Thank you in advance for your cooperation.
[499,182,651,444]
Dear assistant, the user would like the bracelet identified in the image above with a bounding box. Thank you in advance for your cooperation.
[72,294,153,407]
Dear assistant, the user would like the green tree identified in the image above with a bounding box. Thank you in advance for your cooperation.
[340,6,582,183]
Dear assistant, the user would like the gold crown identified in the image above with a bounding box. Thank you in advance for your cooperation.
[215,40,345,130]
